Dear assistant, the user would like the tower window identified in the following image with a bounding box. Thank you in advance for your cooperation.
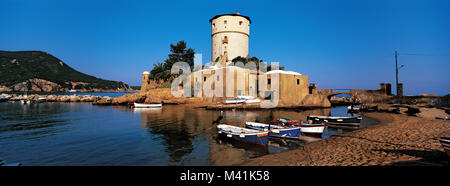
[224,20,227,24]
[204,77,206,82]
[223,36,228,44]
[297,79,300,85]
[268,79,271,85]
[239,21,243,25]
[212,23,215,28]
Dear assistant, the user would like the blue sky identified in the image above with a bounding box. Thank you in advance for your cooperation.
[1,0,449,95]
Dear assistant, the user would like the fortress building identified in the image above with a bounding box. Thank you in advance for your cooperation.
[142,13,319,107]
[210,12,250,65]
[188,13,312,107]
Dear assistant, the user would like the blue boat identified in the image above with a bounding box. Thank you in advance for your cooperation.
[217,124,269,145]
[245,122,301,139]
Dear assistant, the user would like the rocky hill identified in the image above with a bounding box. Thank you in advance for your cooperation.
[0,50,131,92]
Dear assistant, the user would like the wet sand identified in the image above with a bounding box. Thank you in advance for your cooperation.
[241,112,450,166]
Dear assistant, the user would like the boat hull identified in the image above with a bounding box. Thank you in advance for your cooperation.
[245,122,301,139]
[300,123,325,135]
[224,99,245,104]
[307,115,361,126]
[134,103,162,108]
[218,132,268,145]
[271,120,299,126]
[217,125,269,145]
[438,138,450,157]
[347,106,360,111]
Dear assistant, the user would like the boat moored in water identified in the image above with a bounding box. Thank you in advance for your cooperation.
[245,122,301,139]
[270,118,300,126]
[0,97,10,102]
[299,122,326,136]
[224,96,260,104]
[307,115,362,127]
[217,124,269,145]
[224,98,245,104]
[133,102,163,108]
[36,97,46,103]
[347,105,361,112]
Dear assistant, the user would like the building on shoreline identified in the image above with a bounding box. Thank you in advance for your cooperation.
[141,13,323,107]
[188,13,312,106]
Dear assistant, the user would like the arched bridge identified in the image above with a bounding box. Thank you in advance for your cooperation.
[314,89,355,100]
[326,92,353,99]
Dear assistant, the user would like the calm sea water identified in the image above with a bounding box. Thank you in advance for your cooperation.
[0,96,374,166]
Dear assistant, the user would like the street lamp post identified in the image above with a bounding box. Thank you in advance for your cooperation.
[395,50,405,96]
[395,51,399,96]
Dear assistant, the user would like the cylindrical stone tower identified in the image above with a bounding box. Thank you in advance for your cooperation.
[210,12,251,63]
[141,71,150,92]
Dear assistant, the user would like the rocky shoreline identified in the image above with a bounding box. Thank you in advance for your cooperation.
[1,93,105,103]
[240,112,449,166]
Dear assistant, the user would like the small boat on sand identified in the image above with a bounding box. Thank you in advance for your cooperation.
[307,115,362,126]
[217,124,269,145]
[245,122,301,139]
[299,122,325,136]
[133,102,162,108]
[270,118,300,126]
[437,137,450,157]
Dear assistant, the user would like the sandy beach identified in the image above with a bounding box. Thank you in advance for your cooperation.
[241,112,449,166]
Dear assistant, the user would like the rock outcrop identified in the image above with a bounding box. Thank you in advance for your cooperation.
[299,94,331,108]
[11,78,64,92]
[94,88,187,105]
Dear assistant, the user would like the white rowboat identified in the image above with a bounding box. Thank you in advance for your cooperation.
[134,102,162,108]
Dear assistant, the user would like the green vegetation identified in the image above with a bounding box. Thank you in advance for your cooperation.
[130,86,141,90]
[231,56,284,71]
[149,41,195,82]
[0,50,130,90]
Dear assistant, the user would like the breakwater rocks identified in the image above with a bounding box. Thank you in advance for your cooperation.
[330,96,361,106]
[3,94,104,103]
[93,88,187,105]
